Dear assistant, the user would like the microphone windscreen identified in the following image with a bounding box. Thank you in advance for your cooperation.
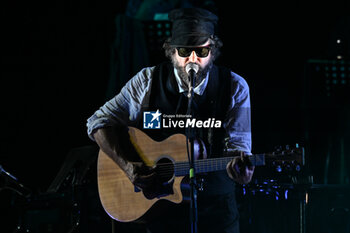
[185,63,199,74]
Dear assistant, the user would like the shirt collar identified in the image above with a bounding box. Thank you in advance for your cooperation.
[173,68,209,95]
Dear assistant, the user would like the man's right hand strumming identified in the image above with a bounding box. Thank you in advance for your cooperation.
[93,126,169,199]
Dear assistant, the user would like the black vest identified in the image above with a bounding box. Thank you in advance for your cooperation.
[140,62,236,195]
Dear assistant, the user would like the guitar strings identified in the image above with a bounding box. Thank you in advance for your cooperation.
[154,161,229,177]
[149,156,259,177]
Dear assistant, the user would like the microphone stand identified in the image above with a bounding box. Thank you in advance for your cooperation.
[186,69,198,233]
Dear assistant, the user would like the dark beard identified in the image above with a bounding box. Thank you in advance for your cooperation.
[171,59,214,88]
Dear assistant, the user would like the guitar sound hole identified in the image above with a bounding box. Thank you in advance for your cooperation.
[155,157,174,184]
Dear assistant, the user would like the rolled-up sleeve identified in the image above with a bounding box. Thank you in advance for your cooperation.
[86,67,154,141]
[224,72,252,155]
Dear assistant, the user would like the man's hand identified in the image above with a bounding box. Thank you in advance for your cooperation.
[131,163,157,189]
[226,151,255,184]
[93,127,170,199]
[131,163,172,199]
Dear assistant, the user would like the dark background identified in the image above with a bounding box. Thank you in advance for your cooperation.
[1,0,350,232]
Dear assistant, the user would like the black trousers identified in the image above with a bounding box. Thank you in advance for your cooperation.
[146,192,240,233]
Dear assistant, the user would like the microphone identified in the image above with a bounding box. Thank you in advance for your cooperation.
[0,165,31,197]
[185,63,199,98]
[0,165,18,181]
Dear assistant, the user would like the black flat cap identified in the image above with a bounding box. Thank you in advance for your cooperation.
[168,8,218,47]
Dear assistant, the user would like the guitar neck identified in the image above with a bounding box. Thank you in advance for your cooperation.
[174,154,265,177]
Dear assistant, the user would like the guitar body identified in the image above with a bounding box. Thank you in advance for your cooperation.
[97,127,188,222]
[97,127,303,222]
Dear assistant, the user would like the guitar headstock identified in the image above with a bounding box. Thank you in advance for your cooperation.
[264,144,305,173]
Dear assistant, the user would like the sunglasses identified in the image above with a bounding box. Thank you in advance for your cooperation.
[176,46,212,58]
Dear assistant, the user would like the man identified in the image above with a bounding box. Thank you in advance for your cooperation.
[87,8,254,233]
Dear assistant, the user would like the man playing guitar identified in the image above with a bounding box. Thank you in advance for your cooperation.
[87,8,254,233]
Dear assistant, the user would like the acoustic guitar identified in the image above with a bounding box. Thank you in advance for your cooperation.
[97,127,303,222]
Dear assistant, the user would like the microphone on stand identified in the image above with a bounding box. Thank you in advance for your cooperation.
[185,63,199,98]
[184,63,199,233]
[0,165,31,197]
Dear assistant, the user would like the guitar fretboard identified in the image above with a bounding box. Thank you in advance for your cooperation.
[174,154,265,176]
